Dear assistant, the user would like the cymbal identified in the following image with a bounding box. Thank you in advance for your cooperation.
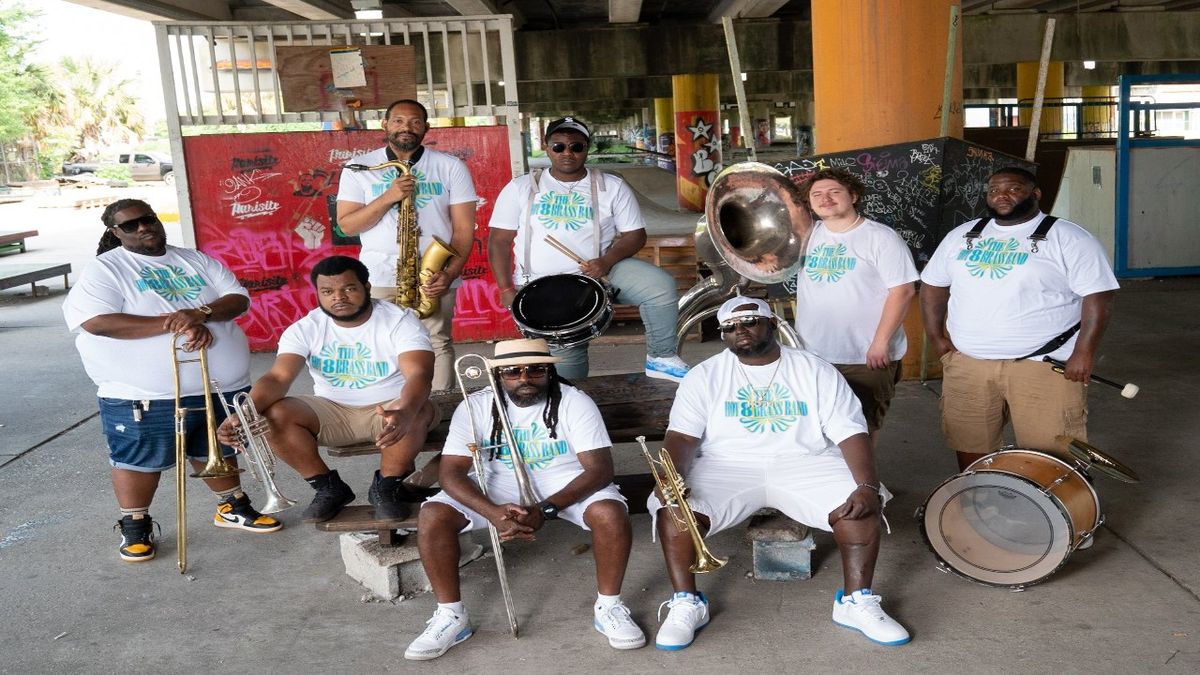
[1060,436,1140,483]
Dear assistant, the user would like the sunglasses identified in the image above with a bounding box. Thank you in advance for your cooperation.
[496,364,552,380]
[718,316,768,334]
[549,142,587,154]
[111,214,160,233]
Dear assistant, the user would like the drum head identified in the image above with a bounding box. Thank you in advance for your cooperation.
[921,471,1072,588]
[513,275,606,332]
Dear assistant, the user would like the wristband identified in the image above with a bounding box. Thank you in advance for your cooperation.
[856,483,881,494]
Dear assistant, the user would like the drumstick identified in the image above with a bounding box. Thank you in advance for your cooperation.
[1044,357,1139,399]
[543,234,614,287]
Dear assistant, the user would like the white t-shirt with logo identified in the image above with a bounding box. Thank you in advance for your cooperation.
[276,301,433,406]
[442,384,612,499]
[920,213,1119,360]
[336,147,478,288]
[489,169,646,285]
[63,245,252,399]
[669,347,867,460]
[795,218,919,363]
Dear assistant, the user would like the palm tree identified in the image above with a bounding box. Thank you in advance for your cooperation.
[45,56,146,158]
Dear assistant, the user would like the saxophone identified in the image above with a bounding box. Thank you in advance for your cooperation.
[345,160,460,319]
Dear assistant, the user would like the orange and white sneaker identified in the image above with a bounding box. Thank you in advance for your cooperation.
[115,515,157,562]
[214,494,283,533]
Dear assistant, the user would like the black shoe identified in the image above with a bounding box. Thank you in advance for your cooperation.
[114,515,158,562]
[368,470,424,521]
[301,470,355,523]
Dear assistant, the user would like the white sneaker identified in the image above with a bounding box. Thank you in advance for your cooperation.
[646,355,689,383]
[404,607,474,661]
[654,592,709,650]
[594,601,646,650]
[832,589,910,646]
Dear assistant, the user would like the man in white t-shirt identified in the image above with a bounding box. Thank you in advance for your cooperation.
[404,338,644,661]
[487,117,689,383]
[64,199,282,565]
[336,99,478,392]
[217,255,437,523]
[795,168,918,441]
[920,167,1119,471]
[648,296,910,650]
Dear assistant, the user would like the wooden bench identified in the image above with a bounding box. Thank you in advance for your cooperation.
[0,262,72,296]
[0,230,37,256]
[609,235,699,340]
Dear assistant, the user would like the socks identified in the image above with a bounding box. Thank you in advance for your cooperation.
[120,507,149,520]
[213,486,244,502]
[438,601,466,616]
[595,593,622,611]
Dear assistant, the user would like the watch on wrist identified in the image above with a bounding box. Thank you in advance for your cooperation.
[197,305,214,322]
[539,500,560,520]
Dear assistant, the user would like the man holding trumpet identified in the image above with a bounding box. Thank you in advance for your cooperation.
[64,199,281,564]
[405,338,644,661]
[647,296,909,649]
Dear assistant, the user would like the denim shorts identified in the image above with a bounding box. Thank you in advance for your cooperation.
[98,388,249,472]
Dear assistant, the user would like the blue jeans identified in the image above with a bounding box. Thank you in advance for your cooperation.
[551,257,679,380]
[99,389,247,472]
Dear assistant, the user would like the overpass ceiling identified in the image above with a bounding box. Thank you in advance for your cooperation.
[962,0,1200,12]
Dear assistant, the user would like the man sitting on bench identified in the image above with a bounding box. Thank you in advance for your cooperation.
[218,255,437,523]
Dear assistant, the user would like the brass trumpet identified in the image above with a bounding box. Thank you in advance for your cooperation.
[639,436,726,574]
[345,160,459,319]
[211,382,296,514]
[171,334,242,574]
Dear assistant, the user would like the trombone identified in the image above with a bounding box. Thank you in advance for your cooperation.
[453,353,541,639]
[639,436,726,574]
[171,333,242,574]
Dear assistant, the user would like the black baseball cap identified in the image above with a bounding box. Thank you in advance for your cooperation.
[545,117,591,141]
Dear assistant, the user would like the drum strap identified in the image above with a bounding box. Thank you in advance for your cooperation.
[522,168,606,283]
[964,215,1058,252]
[1017,322,1081,360]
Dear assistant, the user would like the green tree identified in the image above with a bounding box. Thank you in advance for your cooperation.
[0,1,50,143]
[45,55,146,159]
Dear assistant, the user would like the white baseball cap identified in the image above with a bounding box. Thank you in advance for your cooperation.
[716,296,774,325]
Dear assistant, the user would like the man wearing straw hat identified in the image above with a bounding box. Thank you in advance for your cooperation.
[405,337,644,660]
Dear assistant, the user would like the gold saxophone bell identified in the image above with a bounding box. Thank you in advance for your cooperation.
[170,334,242,574]
[638,436,726,574]
[345,160,460,319]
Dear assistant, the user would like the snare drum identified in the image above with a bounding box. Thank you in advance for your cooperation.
[511,274,613,349]
[919,448,1101,589]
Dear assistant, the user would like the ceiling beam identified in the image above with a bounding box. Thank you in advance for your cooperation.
[445,0,503,15]
[63,0,230,21]
[259,0,353,20]
[609,0,643,23]
[707,0,790,22]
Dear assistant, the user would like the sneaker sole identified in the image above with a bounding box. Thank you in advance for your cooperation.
[832,618,911,646]
[593,621,646,650]
[119,552,156,562]
[654,619,708,651]
[404,627,473,661]
[213,517,283,533]
[645,369,685,383]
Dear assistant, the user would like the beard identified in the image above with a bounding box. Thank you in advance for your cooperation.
[507,386,548,407]
[318,296,372,322]
[987,193,1038,221]
[388,131,421,152]
[731,328,777,358]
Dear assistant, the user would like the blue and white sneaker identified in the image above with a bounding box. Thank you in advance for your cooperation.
[655,591,709,650]
[404,607,474,660]
[832,588,910,646]
[646,355,689,383]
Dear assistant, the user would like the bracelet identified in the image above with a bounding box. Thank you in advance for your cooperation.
[497,285,514,292]
[855,483,881,493]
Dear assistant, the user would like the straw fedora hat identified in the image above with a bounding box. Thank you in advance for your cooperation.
[486,338,563,368]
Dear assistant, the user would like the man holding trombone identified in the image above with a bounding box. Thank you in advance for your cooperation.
[64,199,282,565]
[647,296,909,649]
[405,338,644,661]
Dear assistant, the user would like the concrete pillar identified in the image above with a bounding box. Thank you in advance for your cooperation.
[1017,61,1064,134]
[672,73,722,212]
[811,0,963,153]
[654,97,674,155]
[1081,84,1112,135]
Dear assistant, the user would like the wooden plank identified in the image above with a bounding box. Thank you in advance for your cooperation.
[275,45,416,113]
[0,262,71,294]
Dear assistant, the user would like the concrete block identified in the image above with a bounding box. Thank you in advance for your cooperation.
[339,532,483,601]
[746,510,816,582]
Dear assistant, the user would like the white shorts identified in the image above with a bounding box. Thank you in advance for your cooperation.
[423,483,627,532]
[646,452,892,537]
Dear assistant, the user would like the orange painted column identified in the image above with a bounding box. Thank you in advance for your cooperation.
[1017,61,1064,134]
[672,74,721,212]
[811,0,963,153]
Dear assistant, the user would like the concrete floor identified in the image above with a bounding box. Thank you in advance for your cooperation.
[1,172,1198,673]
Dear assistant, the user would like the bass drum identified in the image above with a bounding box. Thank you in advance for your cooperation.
[511,274,612,349]
[919,448,1101,589]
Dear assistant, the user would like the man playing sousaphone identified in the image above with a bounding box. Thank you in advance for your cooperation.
[217,255,437,523]
[648,296,910,649]
[404,338,644,660]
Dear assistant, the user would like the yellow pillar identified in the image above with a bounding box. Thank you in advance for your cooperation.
[1081,84,1112,135]
[811,0,963,153]
[672,74,721,212]
[1016,61,1064,134]
[654,97,674,155]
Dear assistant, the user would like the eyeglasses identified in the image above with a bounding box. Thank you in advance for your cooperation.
[111,214,160,233]
[549,142,587,154]
[496,364,552,380]
[718,316,767,334]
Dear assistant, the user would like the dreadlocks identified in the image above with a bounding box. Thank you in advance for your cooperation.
[96,198,152,255]
[487,366,567,460]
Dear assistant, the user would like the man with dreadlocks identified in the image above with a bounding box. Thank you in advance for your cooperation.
[405,338,643,661]
[63,199,281,564]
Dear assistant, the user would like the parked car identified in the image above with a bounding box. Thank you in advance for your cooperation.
[62,151,175,185]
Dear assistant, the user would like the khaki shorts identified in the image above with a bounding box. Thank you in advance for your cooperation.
[295,395,442,447]
[834,362,902,433]
[939,351,1087,460]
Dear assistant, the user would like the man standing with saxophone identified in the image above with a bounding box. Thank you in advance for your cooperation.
[405,338,644,660]
[217,255,437,523]
[64,199,282,564]
[648,296,909,649]
[337,99,478,392]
